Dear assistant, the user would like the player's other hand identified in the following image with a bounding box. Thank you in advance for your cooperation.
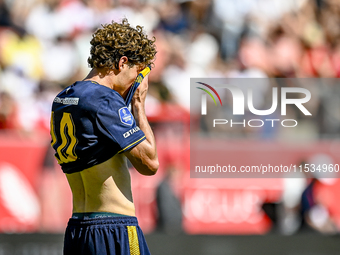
[131,72,149,107]
[124,66,151,106]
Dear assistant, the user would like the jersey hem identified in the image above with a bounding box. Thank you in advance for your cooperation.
[118,136,146,153]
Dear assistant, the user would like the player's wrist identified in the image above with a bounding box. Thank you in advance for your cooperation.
[131,101,146,116]
[132,99,145,108]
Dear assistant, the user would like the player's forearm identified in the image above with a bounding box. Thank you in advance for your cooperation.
[132,102,157,158]
[130,102,159,175]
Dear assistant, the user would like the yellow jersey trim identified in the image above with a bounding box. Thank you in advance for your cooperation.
[118,136,146,153]
[140,66,151,77]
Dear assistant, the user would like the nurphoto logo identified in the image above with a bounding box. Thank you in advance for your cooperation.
[196,82,312,128]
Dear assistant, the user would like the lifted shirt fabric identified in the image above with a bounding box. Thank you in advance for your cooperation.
[50,80,145,174]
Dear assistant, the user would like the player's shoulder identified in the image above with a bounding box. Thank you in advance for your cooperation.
[78,80,124,103]
[53,80,125,110]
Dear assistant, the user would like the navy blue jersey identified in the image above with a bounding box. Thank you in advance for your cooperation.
[50,80,146,174]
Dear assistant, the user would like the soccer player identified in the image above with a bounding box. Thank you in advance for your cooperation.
[50,19,158,255]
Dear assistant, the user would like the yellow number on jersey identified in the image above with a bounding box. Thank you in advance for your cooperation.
[50,112,78,164]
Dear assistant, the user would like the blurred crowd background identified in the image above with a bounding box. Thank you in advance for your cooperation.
[0,0,340,243]
[1,0,340,133]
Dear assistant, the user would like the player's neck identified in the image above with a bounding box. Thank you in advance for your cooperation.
[84,68,127,97]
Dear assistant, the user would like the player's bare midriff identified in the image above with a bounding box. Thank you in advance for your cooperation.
[65,153,136,216]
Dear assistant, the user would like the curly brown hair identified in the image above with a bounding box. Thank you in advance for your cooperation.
[88,18,156,69]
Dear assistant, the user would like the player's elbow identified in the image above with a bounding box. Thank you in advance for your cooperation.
[144,159,159,175]
[150,159,159,175]
[126,147,159,176]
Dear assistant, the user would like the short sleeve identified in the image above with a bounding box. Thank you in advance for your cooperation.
[96,92,146,153]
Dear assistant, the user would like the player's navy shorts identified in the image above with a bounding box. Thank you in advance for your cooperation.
[64,213,151,255]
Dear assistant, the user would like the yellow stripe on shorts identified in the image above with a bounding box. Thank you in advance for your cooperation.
[127,226,140,255]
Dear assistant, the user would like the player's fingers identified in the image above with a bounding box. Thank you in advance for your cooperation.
[126,66,152,105]
[137,67,150,91]
[140,73,149,88]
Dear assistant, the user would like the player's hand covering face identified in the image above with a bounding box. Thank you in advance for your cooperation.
[125,66,151,106]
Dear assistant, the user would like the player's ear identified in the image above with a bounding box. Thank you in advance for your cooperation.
[118,56,129,71]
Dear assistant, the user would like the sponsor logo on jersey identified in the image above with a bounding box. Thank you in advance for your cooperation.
[54,97,79,105]
[118,107,134,126]
[123,127,140,138]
